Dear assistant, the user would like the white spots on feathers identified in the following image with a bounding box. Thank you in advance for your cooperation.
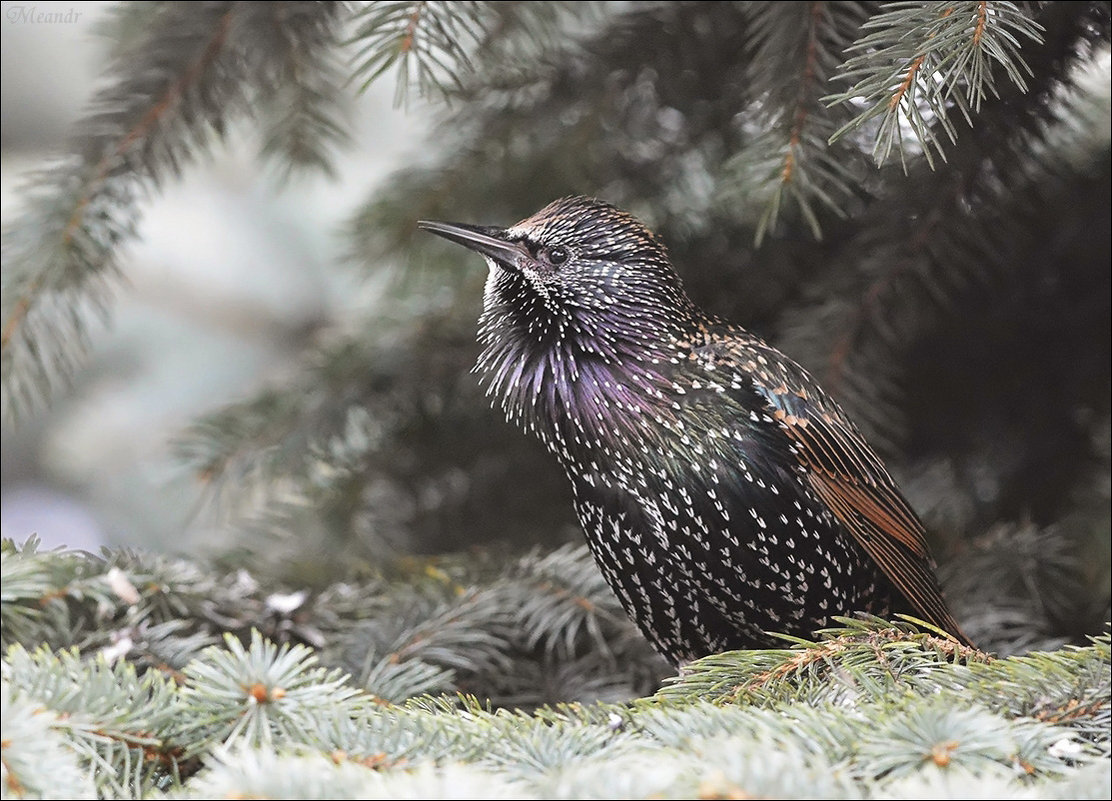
[464,196,903,660]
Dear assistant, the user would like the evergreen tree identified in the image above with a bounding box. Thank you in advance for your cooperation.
[2,2,1109,798]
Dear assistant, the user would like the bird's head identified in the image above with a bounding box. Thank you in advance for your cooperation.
[418,196,699,368]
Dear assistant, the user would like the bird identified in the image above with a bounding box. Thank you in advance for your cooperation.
[418,195,972,665]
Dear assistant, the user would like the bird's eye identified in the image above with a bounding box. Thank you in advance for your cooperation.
[545,245,569,266]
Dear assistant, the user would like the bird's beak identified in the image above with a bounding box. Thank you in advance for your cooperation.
[417,220,528,270]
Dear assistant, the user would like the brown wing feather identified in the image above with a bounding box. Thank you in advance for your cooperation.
[786,417,928,558]
[809,472,970,644]
[702,330,972,646]
[777,412,972,646]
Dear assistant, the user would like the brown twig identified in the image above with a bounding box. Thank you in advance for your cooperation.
[1,9,235,354]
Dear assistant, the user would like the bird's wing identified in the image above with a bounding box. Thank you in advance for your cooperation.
[696,331,972,646]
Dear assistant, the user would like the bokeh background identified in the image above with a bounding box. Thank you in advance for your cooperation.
[2,2,1109,657]
[2,0,428,553]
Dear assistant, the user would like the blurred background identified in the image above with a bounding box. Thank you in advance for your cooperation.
[2,2,1109,656]
[2,0,429,553]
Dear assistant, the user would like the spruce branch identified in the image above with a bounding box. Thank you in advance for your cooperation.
[1,2,238,421]
[0,537,163,653]
[185,745,527,800]
[173,304,576,563]
[339,585,513,702]
[253,2,352,181]
[176,630,361,756]
[854,699,1078,780]
[350,1,491,105]
[508,543,630,661]
[0,680,97,800]
[349,2,587,107]
[719,2,871,244]
[0,538,55,649]
[826,1,1044,167]
[941,522,1088,654]
[2,544,1109,797]
[1,2,351,422]
[4,645,185,796]
[655,617,985,708]
[778,11,1110,450]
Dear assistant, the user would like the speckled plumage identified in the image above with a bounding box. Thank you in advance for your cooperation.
[419,196,971,665]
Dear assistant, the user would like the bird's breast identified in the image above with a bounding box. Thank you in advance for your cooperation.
[565,425,893,659]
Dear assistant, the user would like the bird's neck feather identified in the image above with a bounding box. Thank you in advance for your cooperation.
[475,301,695,461]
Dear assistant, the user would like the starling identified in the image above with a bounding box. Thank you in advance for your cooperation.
[419,196,971,665]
